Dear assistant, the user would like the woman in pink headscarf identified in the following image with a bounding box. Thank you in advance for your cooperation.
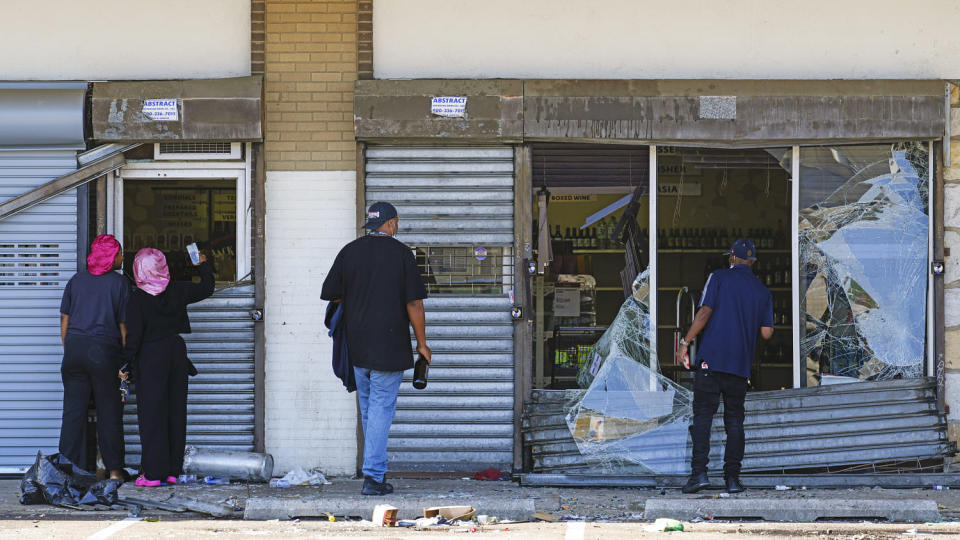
[58,234,129,482]
[122,247,214,487]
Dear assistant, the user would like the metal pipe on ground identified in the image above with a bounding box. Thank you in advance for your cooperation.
[181,446,274,482]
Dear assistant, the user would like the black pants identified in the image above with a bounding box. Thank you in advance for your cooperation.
[689,369,748,477]
[135,335,189,481]
[60,335,124,471]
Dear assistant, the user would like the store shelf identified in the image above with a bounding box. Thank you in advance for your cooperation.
[571,249,625,254]
[769,287,791,292]
[774,325,792,329]
[658,248,791,254]
[596,286,625,291]
[761,363,793,368]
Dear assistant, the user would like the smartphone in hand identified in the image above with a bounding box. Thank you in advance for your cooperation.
[186,243,200,265]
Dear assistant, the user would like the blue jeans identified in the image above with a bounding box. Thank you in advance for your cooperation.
[353,367,404,482]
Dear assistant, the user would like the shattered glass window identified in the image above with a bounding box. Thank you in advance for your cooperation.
[565,269,694,474]
[799,143,929,386]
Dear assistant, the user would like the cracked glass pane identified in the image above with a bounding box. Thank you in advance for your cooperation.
[565,269,694,474]
[799,143,929,386]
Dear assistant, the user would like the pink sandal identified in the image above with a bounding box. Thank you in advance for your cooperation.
[166,476,178,485]
[135,475,162,487]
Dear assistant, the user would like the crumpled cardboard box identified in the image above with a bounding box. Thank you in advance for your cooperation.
[423,505,476,522]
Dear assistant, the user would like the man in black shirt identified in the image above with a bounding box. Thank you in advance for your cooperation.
[321,201,430,496]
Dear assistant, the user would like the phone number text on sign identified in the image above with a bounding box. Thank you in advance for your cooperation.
[431,96,467,117]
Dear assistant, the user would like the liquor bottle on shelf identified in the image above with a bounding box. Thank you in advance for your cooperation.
[590,227,598,249]
[596,220,607,249]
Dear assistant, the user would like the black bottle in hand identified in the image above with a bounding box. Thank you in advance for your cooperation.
[413,353,429,389]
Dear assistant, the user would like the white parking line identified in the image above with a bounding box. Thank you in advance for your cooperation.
[565,520,586,540]
[85,516,140,540]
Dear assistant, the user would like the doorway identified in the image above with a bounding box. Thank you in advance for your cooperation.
[655,147,793,391]
[110,162,255,468]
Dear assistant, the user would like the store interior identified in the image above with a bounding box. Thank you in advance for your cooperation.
[122,180,237,283]
[532,144,793,391]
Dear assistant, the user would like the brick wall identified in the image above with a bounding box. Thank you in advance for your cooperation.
[263,0,357,172]
[262,0,361,475]
[943,84,960,442]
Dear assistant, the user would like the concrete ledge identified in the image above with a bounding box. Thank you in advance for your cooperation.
[243,494,545,521]
[643,498,940,522]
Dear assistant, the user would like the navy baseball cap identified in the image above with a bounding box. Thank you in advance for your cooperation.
[726,238,758,261]
[363,201,398,229]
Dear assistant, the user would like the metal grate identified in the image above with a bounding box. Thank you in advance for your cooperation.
[0,243,67,287]
[414,245,513,296]
[158,142,233,155]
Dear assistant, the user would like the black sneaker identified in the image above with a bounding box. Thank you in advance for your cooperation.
[681,472,711,494]
[725,475,744,494]
[361,475,394,496]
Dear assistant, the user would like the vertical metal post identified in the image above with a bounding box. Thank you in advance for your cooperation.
[76,183,89,273]
[649,146,658,364]
[512,143,532,471]
[534,276,545,388]
[252,141,266,453]
[928,140,936,378]
[95,177,107,235]
[791,146,801,388]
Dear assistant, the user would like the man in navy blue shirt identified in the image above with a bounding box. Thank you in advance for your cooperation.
[676,238,774,494]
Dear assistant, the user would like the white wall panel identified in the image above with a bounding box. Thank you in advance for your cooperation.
[375,0,960,80]
[0,0,249,80]
[264,170,358,475]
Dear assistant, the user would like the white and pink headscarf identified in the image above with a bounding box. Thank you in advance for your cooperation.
[133,248,171,296]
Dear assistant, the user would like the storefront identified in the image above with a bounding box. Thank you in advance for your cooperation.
[355,79,951,474]
[0,78,263,473]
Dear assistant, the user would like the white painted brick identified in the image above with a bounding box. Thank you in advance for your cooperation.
[265,170,358,476]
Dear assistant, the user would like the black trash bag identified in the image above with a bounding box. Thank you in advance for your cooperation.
[19,452,120,507]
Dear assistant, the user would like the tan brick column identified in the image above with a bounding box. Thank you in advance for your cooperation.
[262,0,360,475]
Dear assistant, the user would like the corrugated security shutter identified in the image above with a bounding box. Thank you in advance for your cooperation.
[0,150,78,473]
[365,146,515,472]
[123,285,256,467]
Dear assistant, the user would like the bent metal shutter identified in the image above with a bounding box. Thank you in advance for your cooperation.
[365,146,515,472]
[122,285,256,468]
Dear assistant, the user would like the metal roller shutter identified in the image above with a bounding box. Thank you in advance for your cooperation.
[0,150,78,473]
[365,146,515,472]
[122,285,256,467]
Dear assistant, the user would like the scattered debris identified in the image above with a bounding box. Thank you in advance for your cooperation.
[474,468,509,481]
[274,467,331,486]
[204,476,229,485]
[19,452,120,507]
[182,446,274,482]
[775,485,791,491]
[372,504,398,527]
[645,518,684,532]
[531,511,560,522]
[165,496,235,518]
[425,505,476,522]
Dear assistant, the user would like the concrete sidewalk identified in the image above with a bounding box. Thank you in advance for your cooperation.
[4,477,960,523]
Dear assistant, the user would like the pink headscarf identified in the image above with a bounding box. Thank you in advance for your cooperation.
[87,235,120,276]
[133,248,171,296]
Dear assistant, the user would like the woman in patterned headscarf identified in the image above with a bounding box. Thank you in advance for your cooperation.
[122,247,214,487]
[58,234,129,482]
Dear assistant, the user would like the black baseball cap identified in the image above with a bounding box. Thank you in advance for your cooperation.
[363,201,398,229]
[726,238,758,261]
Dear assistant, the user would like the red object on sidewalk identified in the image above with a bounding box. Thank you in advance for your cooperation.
[474,468,503,481]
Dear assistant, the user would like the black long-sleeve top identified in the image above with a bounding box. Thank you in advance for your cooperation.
[122,262,215,362]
